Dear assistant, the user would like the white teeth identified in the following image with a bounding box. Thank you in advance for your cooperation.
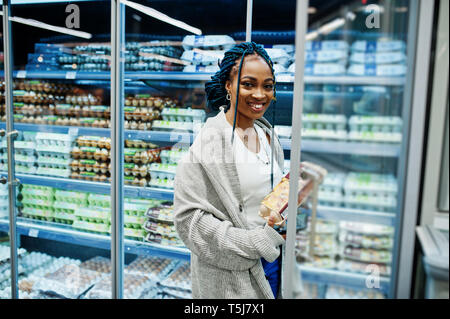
[250,103,263,109]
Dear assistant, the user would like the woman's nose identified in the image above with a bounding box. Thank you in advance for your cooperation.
[252,87,265,99]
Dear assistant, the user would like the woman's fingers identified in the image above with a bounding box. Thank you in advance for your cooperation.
[267,216,274,228]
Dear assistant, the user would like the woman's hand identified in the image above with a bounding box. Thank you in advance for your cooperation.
[267,215,286,240]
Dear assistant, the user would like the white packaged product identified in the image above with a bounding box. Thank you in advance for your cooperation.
[305,50,348,63]
[350,52,406,64]
[348,115,403,133]
[339,221,394,236]
[300,63,347,76]
[273,63,287,74]
[325,284,385,299]
[341,245,392,264]
[337,259,391,277]
[180,50,224,66]
[182,35,235,51]
[302,114,347,131]
[344,173,398,198]
[351,40,406,53]
[265,48,292,67]
[272,44,295,55]
[347,64,407,76]
[183,64,219,73]
[339,230,394,249]
[306,40,349,52]
[161,108,206,123]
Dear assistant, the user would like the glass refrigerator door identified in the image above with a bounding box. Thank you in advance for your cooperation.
[0,1,113,299]
[282,0,423,299]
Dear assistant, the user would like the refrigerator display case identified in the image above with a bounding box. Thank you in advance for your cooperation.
[0,0,436,299]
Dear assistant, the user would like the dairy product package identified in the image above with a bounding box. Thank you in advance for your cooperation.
[339,230,394,250]
[182,35,235,51]
[180,50,224,66]
[351,40,406,53]
[265,48,292,67]
[350,52,406,64]
[347,64,407,76]
[33,263,105,299]
[302,63,347,76]
[305,50,348,64]
[259,162,327,228]
[182,64,219,73]
[339,221,394,236]
[306,41,349,52]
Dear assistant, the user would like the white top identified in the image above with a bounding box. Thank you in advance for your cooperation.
[226,119,284,229]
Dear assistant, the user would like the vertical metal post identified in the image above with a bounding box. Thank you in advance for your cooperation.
[283,0,308,299]
[111,0,125,299]
[2,0,19,300]
[246,0,253,42]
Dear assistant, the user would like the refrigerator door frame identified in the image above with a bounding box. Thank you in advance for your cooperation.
[394,0,436,299]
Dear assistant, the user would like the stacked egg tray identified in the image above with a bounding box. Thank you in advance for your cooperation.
[143,204,184,247]
[35,132,75,178]
[70,136,111,183]
[0,131,37,175]
[348,116,402,144]
[318,173,346,207]
[296,218,340,270]
[20,185,55,222]
[337,221,394,278]
[124,94,178,131]
[157,261,192,299]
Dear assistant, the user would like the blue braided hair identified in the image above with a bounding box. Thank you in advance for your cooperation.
[204,41,277,113]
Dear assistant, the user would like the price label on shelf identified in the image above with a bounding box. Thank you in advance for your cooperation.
[28,229,39,238]
[65,71,77,80]
[16,71,27,79]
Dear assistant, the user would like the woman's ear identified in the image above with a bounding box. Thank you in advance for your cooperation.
[225,80,232,94]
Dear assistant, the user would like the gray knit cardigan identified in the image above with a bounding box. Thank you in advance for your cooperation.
[173,108,287,299]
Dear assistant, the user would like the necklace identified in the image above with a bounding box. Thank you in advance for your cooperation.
[235,126,270,165]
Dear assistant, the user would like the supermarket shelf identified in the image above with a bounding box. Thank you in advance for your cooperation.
[0,123,194,144]
[280,139,401,157]
[298,265,391,294]
[0,173,175,201]
[316,206,397,226]
[2,71,405,86]
[0,218,190,262]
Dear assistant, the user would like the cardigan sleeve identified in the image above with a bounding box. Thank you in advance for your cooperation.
[173,160,285,272]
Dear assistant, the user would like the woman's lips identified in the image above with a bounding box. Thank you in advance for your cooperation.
[247,101,266,112]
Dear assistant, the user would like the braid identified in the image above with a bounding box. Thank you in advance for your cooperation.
[204,41,276,112]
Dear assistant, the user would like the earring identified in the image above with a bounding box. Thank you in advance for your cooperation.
[226,92,231,101]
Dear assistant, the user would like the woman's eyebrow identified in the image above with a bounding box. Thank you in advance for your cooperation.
[240,76,274,82]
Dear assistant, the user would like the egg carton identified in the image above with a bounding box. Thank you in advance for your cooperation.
[148,178,174,190]
[53,211,75,225]
[347,64,407,77]
[339,221,394,237]
[124,214,146,229]
[74,207,110,224]
[21,207,55,222]
[161,108,206,123]
[160,149,189,165]
[340,245,392,264]
[337,259,391,277]
[146,205,174,224]
[54,190,88,204]
[319,173,346,193]
[124,163,149,177]
[159,261,191,292]
[182,35,235,51]
[344,173,398,197]
[124,227,147,241]
[350,51,406,65]
[306,40,350,52]
[325,284,386,299]
[301,63,347,76]
[36,167,71,178]
[265,48,292,68]
[338,230,394,250]
[348,116,402,133]
[124,203,150,217]
[349,130,403,143]
[302,129,348,141]
[318,191,344,207]
[149,163,177,180]
[124,176,148,187]
[298,255,337,270]
[343,195,397,212]
[87,193,110,208]
[183,64,219,73]
[21,196,54,208]
[305,50,348,64]
[0,153,37,165]
[125,255,179,283]
[72,220,111,234]
[0,141,35,153]
[37,155,71,168]
[351,40,406,53]
[302,114,347,131]
[143,220,177,237]
[53,201,81,214]
[84,273,153,299]
[35,132,75,148]
[180,50,224,66]
[21,185,54,199]
[151,120,194,133]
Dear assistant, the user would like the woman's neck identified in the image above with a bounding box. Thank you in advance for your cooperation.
[225,108,254,130]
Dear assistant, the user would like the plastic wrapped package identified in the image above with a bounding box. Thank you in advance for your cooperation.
[305,50,348,64]
[159,261,191,292]
[79,256,111,274]
[350,40,406,53]
[146,204,174,224]
[306,41,349,52]
[341,245,392,264]
[337,259,391,277]
[182,35,235,51]
[325,284,385,299]
[125,255,179,283]
[32,264,105,299]
[84,273,153,299]
[183,64,220,73]
[300,63,347,76]
[339,221,394,236]
[339,230,394,250]
[350,51,406,64]
[180,50,224,66]
[347,64,407,76]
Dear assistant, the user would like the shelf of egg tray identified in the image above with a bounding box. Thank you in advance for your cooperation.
[4,70,407,86]
[313,205,396,227]
[0,217,190,262]
[0,123,195,144]
[279,137,401,157]
[297,263,391,295]
[0,173,175,201]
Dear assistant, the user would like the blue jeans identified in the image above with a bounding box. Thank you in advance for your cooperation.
[261,257,280,298]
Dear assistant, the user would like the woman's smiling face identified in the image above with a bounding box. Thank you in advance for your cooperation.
[225,54,274,122]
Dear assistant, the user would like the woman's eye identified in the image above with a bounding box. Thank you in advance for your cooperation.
[241,82,253,87]
[265,84,274,90]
